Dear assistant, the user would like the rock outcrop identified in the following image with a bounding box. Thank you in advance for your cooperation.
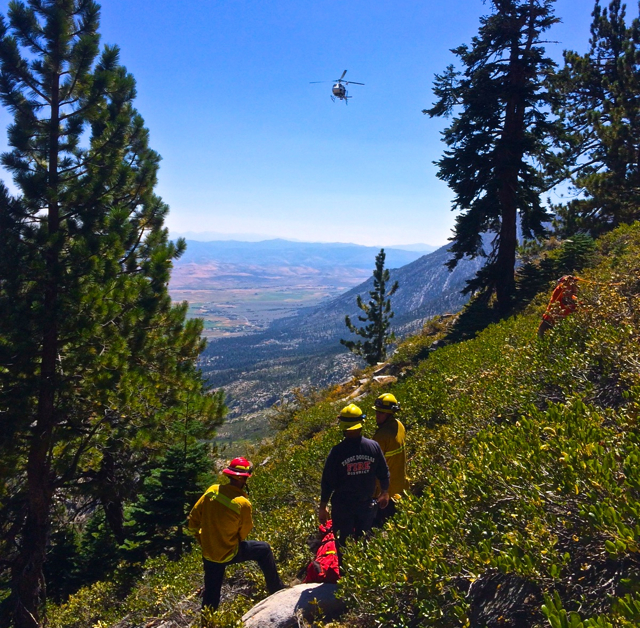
[241,583,346,627]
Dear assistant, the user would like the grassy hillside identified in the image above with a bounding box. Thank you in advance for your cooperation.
[49,223,640,628]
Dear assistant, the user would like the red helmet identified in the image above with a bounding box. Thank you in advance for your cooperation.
[223,457,253,478]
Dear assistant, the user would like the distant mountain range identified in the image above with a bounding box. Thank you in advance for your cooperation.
[282,242,484,333]
[199,242,484,444]
[173,234,439,254]
[169,240,441,337]
[176,239,430,270]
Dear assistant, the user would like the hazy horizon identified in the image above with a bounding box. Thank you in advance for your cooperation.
[171,230,442,251]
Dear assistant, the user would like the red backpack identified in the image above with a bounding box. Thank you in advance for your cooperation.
[303,520,340,584]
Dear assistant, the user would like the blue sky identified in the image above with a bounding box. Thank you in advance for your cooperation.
[0,0,607,245]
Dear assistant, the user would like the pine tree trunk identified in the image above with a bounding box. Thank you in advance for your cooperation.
[99,448,126,545]
[12,70,60,628]
[495,10,535,312]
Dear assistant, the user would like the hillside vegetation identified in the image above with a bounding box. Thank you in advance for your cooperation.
[47,222,640,627]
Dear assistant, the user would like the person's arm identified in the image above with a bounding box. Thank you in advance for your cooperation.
[239,500,254,541]
[187,494,204,544]
[373,429,390,456]
[375,444,391,509]
[318,501,330,525]
[319,451,336,523]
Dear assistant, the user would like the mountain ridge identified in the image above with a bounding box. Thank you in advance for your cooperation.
[175,239,429,270]
[199,242,484,441]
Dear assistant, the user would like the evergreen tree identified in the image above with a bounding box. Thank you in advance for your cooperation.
[124,390,223,562]
[0,2,223,625]
[341,249,399,366]
[425,0,559,312]
[554,0,640,235]
[42,528,81,604]
[125,442,213,562]
[74,508,120,588]
[514,234,596,303]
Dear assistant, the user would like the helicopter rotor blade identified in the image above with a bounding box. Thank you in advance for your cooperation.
[344,81,364,85]
[309,81,330,83]
[340,70,347,80]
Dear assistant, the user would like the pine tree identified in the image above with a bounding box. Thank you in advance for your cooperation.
[124,390,223,562]
[554,0,640,235]
[74,509,120,589]
[0,2,222,625]
[425,0,559,312]
[125,442,213,562]
[341,249,399,366]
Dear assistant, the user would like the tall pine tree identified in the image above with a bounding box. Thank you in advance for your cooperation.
[0,2,222,625]
[554,0,640,235]
[341,249,399,366]
[425,0,559,312]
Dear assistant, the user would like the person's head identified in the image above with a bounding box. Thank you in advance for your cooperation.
[373,393,400,425]
[222,456,253,488]
[560,275,579,292]
[338,403,365,437]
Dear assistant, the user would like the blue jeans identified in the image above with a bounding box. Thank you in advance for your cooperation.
[202,540,283,610]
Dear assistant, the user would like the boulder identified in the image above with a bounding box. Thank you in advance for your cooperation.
[242,583,346,628]
[467,569,542,627]
[372,375,398,385]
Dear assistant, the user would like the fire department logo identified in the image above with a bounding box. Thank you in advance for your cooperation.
[346,461,371,474]
[342,455,375,476]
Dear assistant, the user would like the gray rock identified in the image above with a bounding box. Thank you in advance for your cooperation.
[242,583,346,628]
[347,385,365,399]
[372,375,398,385]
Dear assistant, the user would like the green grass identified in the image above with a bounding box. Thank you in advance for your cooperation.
[49,222,640,628]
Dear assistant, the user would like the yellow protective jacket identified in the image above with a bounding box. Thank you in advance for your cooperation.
[373,417,409,498]
[188,483,253,563]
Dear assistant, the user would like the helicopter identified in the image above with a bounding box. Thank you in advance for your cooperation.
[310,70,364,103]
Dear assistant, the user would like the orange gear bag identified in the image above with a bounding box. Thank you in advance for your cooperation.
[303,520,340,584]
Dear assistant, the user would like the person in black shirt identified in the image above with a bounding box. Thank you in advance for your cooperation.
[319,404,390,546]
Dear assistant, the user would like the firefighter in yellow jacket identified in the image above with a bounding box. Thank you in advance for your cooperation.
[188,457,284,610]
[372,393,409,524]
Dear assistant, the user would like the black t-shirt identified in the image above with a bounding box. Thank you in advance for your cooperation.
[320,435,390,504]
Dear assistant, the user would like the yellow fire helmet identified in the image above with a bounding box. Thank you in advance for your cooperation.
[374,393,400,414]
[338,403,365,431]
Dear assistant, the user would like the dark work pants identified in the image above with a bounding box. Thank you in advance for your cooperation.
[202,540,283,610]
[331,499,377,547]
[537,319,553,338]
[373,497,397,527]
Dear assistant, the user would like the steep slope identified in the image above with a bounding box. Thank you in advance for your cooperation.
[49,222,640,628]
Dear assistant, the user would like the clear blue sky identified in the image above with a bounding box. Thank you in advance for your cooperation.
[0,0,610,245]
